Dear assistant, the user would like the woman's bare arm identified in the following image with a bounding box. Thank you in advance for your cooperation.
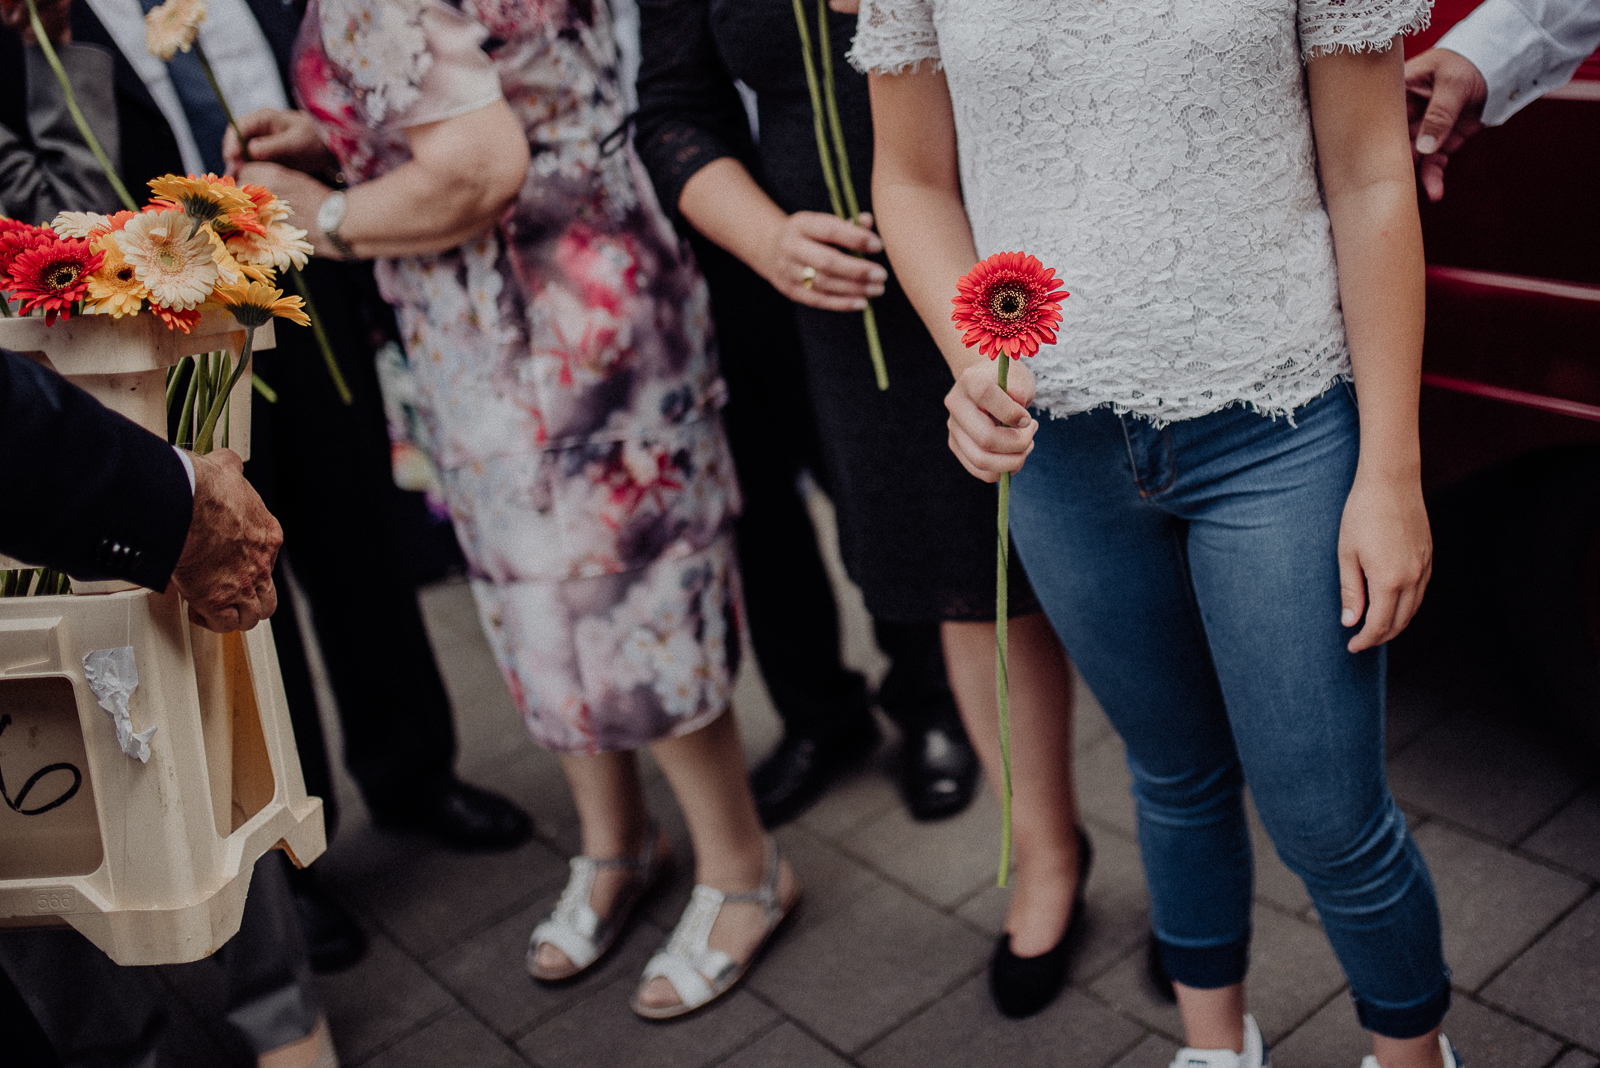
[236,100,529,261]
[868,66,1035,482]
[1307,40,1432,653]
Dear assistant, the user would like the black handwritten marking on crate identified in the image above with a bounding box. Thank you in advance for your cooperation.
[0,713,83,816]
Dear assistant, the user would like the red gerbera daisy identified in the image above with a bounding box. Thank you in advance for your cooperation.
[6,236,104,324]
[950,251,1069,360]
[0,224,52,282]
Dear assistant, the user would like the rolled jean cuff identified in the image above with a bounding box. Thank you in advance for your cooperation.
[1353,981,1452,1039]
[1157,936,1250,990]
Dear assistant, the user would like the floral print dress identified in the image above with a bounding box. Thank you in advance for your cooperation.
[293,0,740,753]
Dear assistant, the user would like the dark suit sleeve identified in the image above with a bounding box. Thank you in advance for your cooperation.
[0,349,192,591]
[634,0,758,228]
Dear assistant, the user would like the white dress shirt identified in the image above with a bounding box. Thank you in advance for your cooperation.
[83,0,289,175]
[1437,0,1600,125]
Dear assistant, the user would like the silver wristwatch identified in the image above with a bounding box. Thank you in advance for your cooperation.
[316,189,356,261]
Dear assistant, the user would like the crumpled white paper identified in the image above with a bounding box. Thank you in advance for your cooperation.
[82,647,156,763]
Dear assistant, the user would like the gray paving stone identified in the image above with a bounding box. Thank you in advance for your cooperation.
[1107,1034,1180,1068]
[314,931,456,1066]
[1413,822,1589,990]
[746,874,990,1053]
[795,753,901,843]
[1076,733,1137,839]
[860,974,1146,1068]
[1387,709,1583,844]
[359,1007,526,1068]
[430,890,667,1039]
[1483,893,1600,1051]
[517,976,778,1068]
[956,825,1150,984]
[321,825,567,961]
[1523,787,1600,882]
[844,778,1004,908]
[417,581,529,775]
[458,743,583,856]
[1267,990,1562,1068]
[719,1022,853,1068]
[1550,1051,1600,1068]
[1090,905,1346,1045]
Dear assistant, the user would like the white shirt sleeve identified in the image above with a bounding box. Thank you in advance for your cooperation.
[173,447,196,495]
[1437,0,1600,125]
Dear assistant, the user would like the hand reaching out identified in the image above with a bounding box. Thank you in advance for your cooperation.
[760,211,888,312]
[223,107,338,177]
[943,359,1038,483]
[1403,48,1488,202]
[171,449,283,633]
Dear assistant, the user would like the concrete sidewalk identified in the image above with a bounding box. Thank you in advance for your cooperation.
[303,498,1600,1068]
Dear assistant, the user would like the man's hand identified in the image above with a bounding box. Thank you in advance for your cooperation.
[171,449,282,633]
[223,107,338,177]
[1404,47,1488,202]
[1,0,72,45]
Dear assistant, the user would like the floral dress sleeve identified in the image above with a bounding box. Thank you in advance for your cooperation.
[1297,0,1432,60]
[848,0,941,75]
[304,0,504,179]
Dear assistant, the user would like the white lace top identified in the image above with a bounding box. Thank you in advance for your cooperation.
[850,0,1430,424]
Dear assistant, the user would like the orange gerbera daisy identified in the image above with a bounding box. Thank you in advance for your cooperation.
[7,236,105,324]
[85,239,150,318]
[950,252,1068,360]
[149,173,254,227]
[151,302,202,333]
[215,280,310,328]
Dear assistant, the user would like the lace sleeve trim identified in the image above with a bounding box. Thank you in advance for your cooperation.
[847,0,942,75]
[1299,0,1432,60]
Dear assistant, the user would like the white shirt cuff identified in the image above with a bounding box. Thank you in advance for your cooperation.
[1438,0,1592,125]
[173,446,196,495]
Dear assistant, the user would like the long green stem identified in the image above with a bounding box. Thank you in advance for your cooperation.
[194,329,255,454]
[25,0,137,211]
[191,42,247,167]
[793,0,889,390]
[287,268,353,404]
[995,355,1014,888]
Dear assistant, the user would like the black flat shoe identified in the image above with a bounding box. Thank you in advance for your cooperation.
[990,827,1094,1019]
[751,724,879,829]
[372,778,533,852]
[901,722,979,822]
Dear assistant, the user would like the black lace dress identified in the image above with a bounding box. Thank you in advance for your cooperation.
[634,0,1037,622]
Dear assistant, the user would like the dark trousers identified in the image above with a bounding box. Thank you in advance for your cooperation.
[694,239,959,739]
[244,260,457,827]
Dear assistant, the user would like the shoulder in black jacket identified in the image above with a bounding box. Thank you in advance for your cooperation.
[0,349,191,591]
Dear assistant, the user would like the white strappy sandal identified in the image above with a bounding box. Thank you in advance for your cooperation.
[631,838,797,1020]
[526,829,669,982]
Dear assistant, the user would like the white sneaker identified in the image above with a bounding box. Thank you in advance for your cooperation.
[1169,1013,1268,1068]
[1358,1034,1462,1068]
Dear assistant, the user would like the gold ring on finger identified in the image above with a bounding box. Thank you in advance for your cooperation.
[800,265,817,290]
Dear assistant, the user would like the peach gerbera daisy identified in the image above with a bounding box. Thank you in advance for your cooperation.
[228,219,313,272]
[215,280,310,328]
[144,0,207,61]
[115,210,220,310]
[85,239,150,318]
[50,212,115,239]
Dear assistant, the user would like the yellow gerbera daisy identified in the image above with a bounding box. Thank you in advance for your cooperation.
[115,210,220,310]
[85,239,150,317]
[149,173,253,227]
[144,0,207,61]
[215,280,310,328]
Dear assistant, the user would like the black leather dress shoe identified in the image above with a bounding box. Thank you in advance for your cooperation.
[901,723,980,821]
[286,865,367,974]
[990,828,1094,1018]
[751,724,879,828]
[371,778,533,852]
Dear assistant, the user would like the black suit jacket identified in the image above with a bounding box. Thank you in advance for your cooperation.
[0,349,192,591]
[1,0,304,191]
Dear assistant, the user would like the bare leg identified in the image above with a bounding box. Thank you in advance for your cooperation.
[1174,982,1247,1051]
[636,710,800,1010]
[531,750,661,975]
[1372,1029,1446,1068]
[943,612,1080,955]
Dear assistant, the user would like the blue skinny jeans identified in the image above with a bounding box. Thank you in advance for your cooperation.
[1009,383,1450,1039]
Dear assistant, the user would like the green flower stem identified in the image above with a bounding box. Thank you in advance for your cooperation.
[288,268,353,404]
[252,373,277,402]
[194,330,255,455]
[191,42,248,167]
[174,355,202,448]
[792,0,888,390]
[25,0,137,211]
[995,354,1014,888]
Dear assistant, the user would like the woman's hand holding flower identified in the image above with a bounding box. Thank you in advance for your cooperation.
[943,359,1037,483]
[223,108,338,177]
[761,210,887,312]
